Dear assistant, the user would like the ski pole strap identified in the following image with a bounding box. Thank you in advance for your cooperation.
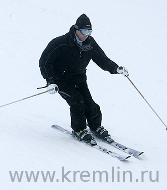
[37,85,47,89]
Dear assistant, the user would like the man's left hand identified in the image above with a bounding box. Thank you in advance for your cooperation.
[117,66,129,76]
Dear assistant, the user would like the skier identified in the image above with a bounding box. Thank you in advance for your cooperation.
[39,14,128,145]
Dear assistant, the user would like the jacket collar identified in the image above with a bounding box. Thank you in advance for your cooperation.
[68,25,92,51]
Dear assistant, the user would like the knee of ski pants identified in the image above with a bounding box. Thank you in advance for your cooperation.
[70,96,85,115]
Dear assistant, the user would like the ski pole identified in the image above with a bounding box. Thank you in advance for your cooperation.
[0,88,71,108]
[126,76,167,130]
[0,90,48,108]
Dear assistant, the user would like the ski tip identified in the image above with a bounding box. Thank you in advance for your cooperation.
[133,151,144,158]
[51,125,58,129]
[139,151,144,156]
[126,155,131,160]
[119,155,131,161]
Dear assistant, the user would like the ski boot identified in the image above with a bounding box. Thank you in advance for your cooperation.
[72,128,97,146]
[91,126,114,143]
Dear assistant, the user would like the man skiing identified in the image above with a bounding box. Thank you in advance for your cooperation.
[39,14,128,145]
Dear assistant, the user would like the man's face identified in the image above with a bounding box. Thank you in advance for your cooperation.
[76,30,89,42]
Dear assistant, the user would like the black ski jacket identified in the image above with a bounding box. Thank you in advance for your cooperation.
[39,25,119,84]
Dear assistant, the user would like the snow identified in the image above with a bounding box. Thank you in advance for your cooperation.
[0,0,167,189]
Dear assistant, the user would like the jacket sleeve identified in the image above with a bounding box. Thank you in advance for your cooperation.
[91,39,119,74]
[39,38,61,82]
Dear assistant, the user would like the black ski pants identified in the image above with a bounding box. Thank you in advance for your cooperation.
[56,80,102,132]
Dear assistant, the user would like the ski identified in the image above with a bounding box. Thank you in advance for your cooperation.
[51,125,130,161]
[108,141,144,158]
[94,136,144,158]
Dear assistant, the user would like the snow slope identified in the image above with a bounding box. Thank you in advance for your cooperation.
[0,0,167,189]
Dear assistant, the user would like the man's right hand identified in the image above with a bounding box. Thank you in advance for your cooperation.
[47,84,59,94]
